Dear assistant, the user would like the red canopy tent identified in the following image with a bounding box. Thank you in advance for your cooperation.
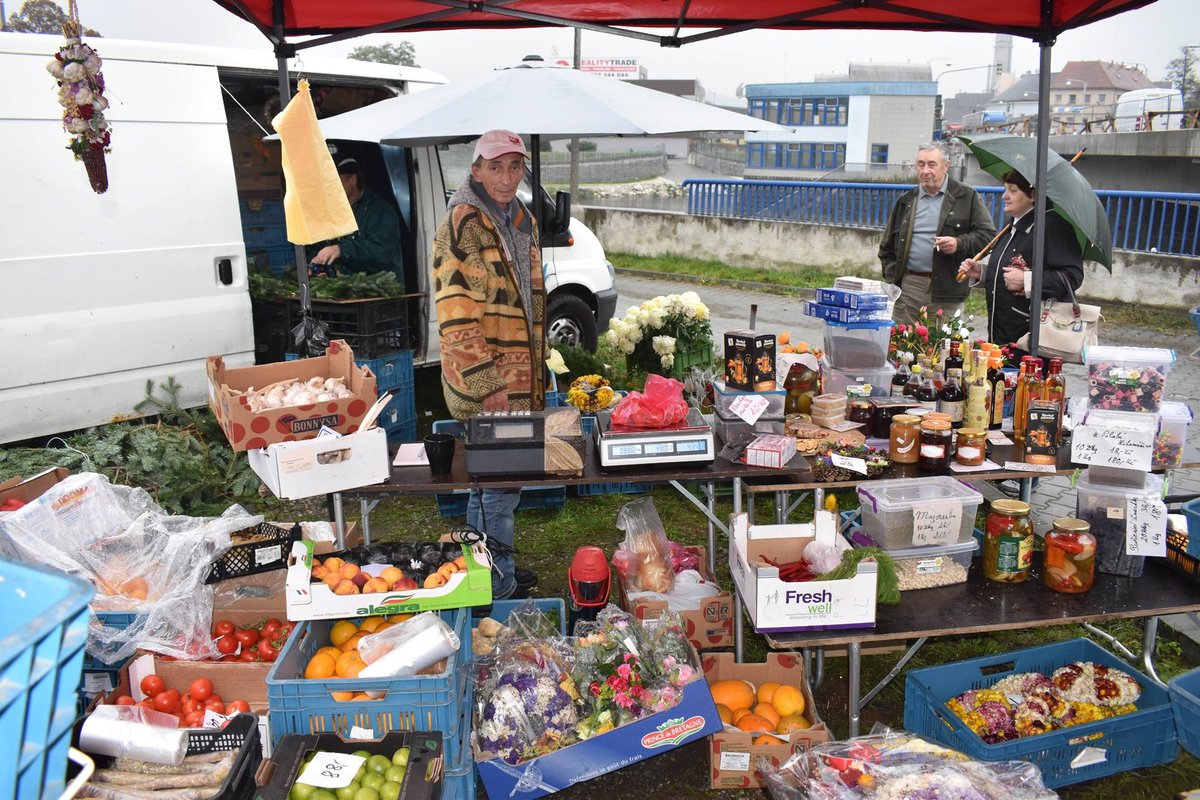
[213,0,1158,355]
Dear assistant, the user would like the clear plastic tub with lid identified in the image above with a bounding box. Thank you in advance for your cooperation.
[821,358,896,399]
[712,380,787,418]
[1075,469,1164,577]
[855,476,984,549]
[822,319,893,370]
[880,539,978,590]
[1083,345,1175,413]
[1154,400,1193,470]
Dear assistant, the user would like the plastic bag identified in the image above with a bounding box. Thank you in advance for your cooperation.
[0,472,259,663]
[357,612,460,689]
[626,569,721,611]
[610,373,689,428]
[612,496,674,594]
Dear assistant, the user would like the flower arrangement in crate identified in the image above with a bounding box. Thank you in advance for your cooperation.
[888,306,973,368]
[606,292,712,377]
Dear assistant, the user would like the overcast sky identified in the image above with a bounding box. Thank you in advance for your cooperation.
[66,0,1200,98]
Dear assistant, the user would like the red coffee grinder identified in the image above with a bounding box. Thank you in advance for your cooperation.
[567,546,611,630]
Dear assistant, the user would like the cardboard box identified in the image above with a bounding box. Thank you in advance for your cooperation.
[615,545,733,650]
[0,466,70,506]
[729,512,877,633]
[724,329,777,391]
[248,427,390,499]
[284,540,492,621]
[207,339,378,452]
[702,652,831,789]
[745,434,797,469]
[475,669,722,800]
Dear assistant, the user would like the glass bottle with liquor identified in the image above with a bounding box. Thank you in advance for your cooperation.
[987,351,1006,431]
[944,340,963,374]
[891,356,911,398]
[963,351,991,431]
[938,368,965,428]
[915,364,939,412]
[1043,356,1066,430]
[904,363,922,398]
[1017,358,1046,444]
[1012,356,1032,443]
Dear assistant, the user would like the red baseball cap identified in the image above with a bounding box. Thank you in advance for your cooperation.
[473,129,529,161]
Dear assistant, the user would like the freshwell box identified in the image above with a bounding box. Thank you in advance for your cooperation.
[813,287,890,310]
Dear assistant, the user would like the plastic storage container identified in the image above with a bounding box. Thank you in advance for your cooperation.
[1154,400,1193,470]
[883,539,977,590]
[821,358,896,399]
[1169,666,1200,758]
[822,319,893,369]
[1077,407,1157,488]
[1083,345,1175,413]
[714,414,785,445]
[1075,470,1164,577]
[712,380,787,418]
[856,476,984,550]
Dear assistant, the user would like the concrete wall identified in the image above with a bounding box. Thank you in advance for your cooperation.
[540,154,667,184]
[580,206,1200,310]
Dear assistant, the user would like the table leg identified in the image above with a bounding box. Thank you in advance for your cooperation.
[707,481,716,575]
[733,477,742,515]
[734,591,744,663]
[1019,477,1031,503]
[848,641,861,738]
[1142,616,1165,687]
[360,498,371,546]
[333,492,346,549]
[776,491,786,524]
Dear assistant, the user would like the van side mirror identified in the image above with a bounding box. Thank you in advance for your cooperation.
[553,191,571,235]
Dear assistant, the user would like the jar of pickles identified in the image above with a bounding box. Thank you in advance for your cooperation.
[889,414,920,464]
[1043,518,1096,594]
[918,416,952,472]
[983,499,1033,583]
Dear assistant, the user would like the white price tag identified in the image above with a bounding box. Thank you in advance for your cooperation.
[830,453,867,475]
[1001,461,1056,474]
[202,709,230,729]
[912,499,962,546]
[1071,425,1153,471]
[729,394,769,425]
[987,431,1012,446]
[1126,496,1167,557]
[948,459,1001,473]
[349,725,375,740]
[825,420,863,432]
[718,750,752,772]
[296,752,368,789]
[254,544,283,566]
[83,672,114,695]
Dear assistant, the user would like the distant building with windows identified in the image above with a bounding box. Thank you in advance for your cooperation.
[744,63,937,180]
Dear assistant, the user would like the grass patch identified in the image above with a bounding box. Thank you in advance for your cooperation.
[1099,300,1195,335]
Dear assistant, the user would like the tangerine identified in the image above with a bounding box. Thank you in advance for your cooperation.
[335,650,366,678]
[771,685,805,718]
[777,331,791,345]
[357,617,385,634]
[304,651,336,680]
[331,691,355,702]
[316,646,343,663]
[341,631,369,652]
[329,620,359,648]
[753,703,781,728]
[756,681,781,706]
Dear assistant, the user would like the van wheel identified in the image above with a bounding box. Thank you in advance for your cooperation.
[547,294,597,352]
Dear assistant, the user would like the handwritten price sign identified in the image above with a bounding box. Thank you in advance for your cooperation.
[296,752,368,789]
[912,499,963,547]
[1126,496,1167,557]
[729,394,769,425]
[1071,425,1153,471]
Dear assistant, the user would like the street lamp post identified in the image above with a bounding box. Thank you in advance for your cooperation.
[934,63,1002,133]
[1064,78,1089,117]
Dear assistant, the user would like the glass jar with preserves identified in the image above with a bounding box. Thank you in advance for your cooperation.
[955,428,987,466]
[1043,517,1096,594]
[918,416,952,472]
[848,399,874,435]
[983,499,1034,582]
[890,414,920,464]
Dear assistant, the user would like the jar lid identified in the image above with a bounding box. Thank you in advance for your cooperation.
[925,412,952,422]
[991,499,1031,515]
[1052,517,1091,532]
[921,417,951,430]
[892,414,921,424]
[850,399,872,408]
[958,427,986,437]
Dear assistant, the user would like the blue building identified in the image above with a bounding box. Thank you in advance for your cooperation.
[745,64,937,180]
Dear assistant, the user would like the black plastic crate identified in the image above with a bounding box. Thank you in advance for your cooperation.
[206,522,301,584]
[251,297,292,364]
[285,297,412,359]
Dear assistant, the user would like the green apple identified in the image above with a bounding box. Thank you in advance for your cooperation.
[334,782,361,800]
[367,754,393,775]
[391,747,410,768]
[379,781,401,800]
[361,773,385,792]
[290,783,317,800]
[310,791,337,800]
[352,789,380,800]
[354,767,368,784]
[351,750,372,760]
[384,766,405,784]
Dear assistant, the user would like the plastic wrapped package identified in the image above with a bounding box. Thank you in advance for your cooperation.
[611,496,675,594]
[0,472,260,663]
[625,569,721,611]
[610,373,689,429]
[357,611,461,684]
[760,727,1056,800]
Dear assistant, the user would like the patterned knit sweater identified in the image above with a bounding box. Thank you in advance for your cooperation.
[433,181,546,420]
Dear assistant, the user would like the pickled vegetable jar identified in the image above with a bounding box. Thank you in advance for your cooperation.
[1043,517,1096,593]
[983,499,1033,582]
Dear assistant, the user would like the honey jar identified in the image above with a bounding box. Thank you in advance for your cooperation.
[955,428,987,466]
[918,416,952,473]
[889,414,920,464]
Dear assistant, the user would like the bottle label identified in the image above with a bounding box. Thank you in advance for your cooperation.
[991,380,1006,425]
[957,445,982,460]
[996,535,1024,573]
[890,385,905,398]
[920,399,937,412]
[920,443,945,458]
[939,399,964,423]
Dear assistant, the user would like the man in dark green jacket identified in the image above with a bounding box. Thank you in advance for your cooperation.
[309,158,404,281]
[878,144,996,325]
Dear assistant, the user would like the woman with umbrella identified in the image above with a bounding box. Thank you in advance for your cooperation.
[959,168,1084,353]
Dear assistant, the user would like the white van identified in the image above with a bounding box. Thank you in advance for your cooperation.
[0,33,617,445]
[1113,87,1184,132]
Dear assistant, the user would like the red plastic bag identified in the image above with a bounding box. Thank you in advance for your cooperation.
[610,374,689,428]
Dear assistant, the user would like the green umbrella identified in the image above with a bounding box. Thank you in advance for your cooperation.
[960,135,1113,269]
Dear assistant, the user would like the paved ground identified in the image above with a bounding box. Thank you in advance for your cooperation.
[612,270,1200,645]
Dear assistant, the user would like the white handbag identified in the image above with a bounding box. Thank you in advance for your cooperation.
[1016,277,1100,363]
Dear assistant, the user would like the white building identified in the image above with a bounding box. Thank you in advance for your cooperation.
[744,64,937,180]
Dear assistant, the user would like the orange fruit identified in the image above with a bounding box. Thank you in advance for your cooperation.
[331,691,355,702]
[341,631,368,652]
[796,342,810,354]
[754,733,785,746]
[715,703,733,724]
[351,692,372,701]
[756,681,781,706]
[776,713,812,734]
[735,713,774,733]
[335,650,366,678]
[385,613,413,623]
[777,331,791,345]
[731,708,752,724]
[771,685,805,718]
[329,620,359,648]
[357,617,385,634]
[304,652,336,680]
[709,679,755,712]
[753,703,781,728]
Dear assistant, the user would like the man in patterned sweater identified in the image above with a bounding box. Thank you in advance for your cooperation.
[433,130,544,600]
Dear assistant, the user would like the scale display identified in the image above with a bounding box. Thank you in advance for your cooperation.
[596,409,715,468]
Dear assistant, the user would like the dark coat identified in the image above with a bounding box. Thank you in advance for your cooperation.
[878,178,997,306]
[982,208,1085,346]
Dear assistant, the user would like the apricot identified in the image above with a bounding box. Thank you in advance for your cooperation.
[380,566,403,584]
[424,572,448,589]
[322,573,342,590]
[363,577,391,593]
[333,579,359,595]
[323,557,345,572]
[311,564,330,581]
[339,562,360,580]
[453,555,468,570]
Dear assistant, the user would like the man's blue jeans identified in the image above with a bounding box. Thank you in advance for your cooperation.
[467,487,521,599]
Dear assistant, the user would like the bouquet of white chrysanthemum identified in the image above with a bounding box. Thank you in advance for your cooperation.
[606,292,712,375]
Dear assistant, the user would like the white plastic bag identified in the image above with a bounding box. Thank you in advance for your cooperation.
[626,569,721,611]
[357,611,460,689]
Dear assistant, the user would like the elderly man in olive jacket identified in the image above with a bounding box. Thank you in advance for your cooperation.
[879,144,996,325]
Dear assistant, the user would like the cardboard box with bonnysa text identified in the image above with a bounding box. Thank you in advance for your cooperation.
[248,426,390,500]
[729,512,877,633]
[614,545,733,650]
[207,339,377,452]
[703,652,831,789]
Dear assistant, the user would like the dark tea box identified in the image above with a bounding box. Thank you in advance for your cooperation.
[724,330,777,391]
[1024,400,1061,465]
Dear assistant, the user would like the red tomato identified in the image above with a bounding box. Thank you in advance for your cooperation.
[239,649,259,662]
[153,692,180,714]
[140,674,166,697]
[207,693,223,706]
[220,654,240,662]
[114,695,136,706]
[234,628,260,648]
[278,622,295,638]
[261,619,280,637]
[182,697,202,716]
[189,678,213,703]
[213,619,236,637]
[204,699,226,715]
[263,617,283,632]
[228,699,251,714]
[257,637,281,662]
[215,635,238,655]
[183,710,205,728]
[164,688,182,705]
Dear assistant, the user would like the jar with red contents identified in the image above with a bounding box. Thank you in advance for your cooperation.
[1042,517,1096,593]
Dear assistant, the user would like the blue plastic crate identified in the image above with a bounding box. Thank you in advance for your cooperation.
[240,197,286,224]
[358,350,413,393]
[1183,497,1200,558]
[0,557,94,800]
[243,221,289,248]
[266,607,471,765]
[1169,666,1200,758]
[904,637,1177,788]
[82,611,135,670]
[381,411,418,443]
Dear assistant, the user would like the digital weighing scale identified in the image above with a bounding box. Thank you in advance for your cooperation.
[595,409,715,468]
[465,409,587,477]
